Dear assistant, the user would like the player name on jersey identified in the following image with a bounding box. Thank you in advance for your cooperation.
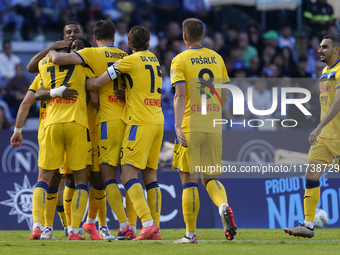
[191,55,217,65]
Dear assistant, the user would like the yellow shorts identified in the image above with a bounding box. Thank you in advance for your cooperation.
[98,119,126,167]
[59,152,72,175]
[121,124,163,170]
[38,122,92,170]
[172,132,222,175]
[90,131,100,172]
[307,136,340,164]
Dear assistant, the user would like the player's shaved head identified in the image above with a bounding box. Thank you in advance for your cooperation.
[128,26,150,51]
[94,20,116,41]
[182,18,204,43]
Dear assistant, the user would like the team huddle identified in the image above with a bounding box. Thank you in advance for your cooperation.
[10,16,340,242]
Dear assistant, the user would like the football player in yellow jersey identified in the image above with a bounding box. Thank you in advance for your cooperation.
[48,20,134,240]
[28,38,97,241]
[170,18,236,243]
[86,26,163,241]
[284,35,340,238]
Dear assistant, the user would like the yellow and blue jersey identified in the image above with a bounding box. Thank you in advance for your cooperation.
[319,59,340,139]
[114,50,164,125]
[75,46,127,124]
[38,56,95,129]
[170,46,230,134]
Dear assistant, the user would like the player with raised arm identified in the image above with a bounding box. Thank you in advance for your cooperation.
[284,35,340,238]
[28,37,96,241]
[47,20,134,240]
[170,18,236,244]
[86,26,163,240]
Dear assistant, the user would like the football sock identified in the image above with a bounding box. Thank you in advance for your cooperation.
[56,206,67,228]
[120,221,129,231]
[104,179,128,223]
[88,186,104,221]
[125,179,153,224]
[186,231,196,238]
[64,182,75,228]
[126,191,137,228]
[205,179,228,209]
[97,192,107,227]
[44,186,58,227]
[32,181,48,225]
[146,182,162,227]
[182,183,200,233]
[71,184,88,229]
[304,180,320,227]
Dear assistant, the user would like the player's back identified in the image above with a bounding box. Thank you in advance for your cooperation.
[114,50,164,125]
[38,56,92,129]
[170,46,230,133]
[319,60,340,139]
[75,46,127,123]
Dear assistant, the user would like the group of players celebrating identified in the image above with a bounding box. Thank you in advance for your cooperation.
[10,15,340,242]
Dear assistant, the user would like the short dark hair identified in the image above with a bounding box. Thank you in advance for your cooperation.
[64,21,84,33]
[128,26,150,51]
[182,18,204,43]
[94,20,116,41]
[323,35,340,47]
[2,40,10,49]
[68,38,92,53]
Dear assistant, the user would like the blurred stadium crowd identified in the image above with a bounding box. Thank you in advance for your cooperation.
[0,0,339,131]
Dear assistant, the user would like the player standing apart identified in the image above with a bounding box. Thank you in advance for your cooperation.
[170,18,237,244]
[284,35,340,238]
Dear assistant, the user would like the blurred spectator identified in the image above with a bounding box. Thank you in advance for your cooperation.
[119,41,130,54]
[60,0,85,25]
[273,75,294,120]
[113,19,128,47]
[0,41,21,88]
[277,23,298,62]
[327,25,339,36]
[260,44,276,70]
[248,79,272,118]
[247,56,261,78]
[130,0,154,30]
[0,0,24,41]
[213,32,228,59]
[281,47,297,76]
[152,0,181,29]
[231,60,252,92]
[171,39,184,56]
[4,63,30,118]
[271,53,284,76]
[160,64,174,131]
[291,55,312,79]
[263,30,278,49]
[225,24,239,48]
[247,24,264,56]
[0,98,13,124]
[238,32,258,68]
[202,36,214,50]
[182,0,211,21]
[153,31,168,64]
[0,105,10,130]
[142,20,158,49]
[38,0,67,31]
[163,50,174,70]
[295,35,309,58]
[304,0,335,37]
[97,0,121,22]
[306,35,321,74]
[312,61,326,78]
[166,21,182,48]
[12,0,45,41]
[84,19,96,46]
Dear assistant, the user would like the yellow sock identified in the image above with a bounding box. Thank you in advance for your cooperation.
[205,179,228,208]
[97,193,107,226]
[71,185,88,229]
[182,183,200,232]
[63,182,75,228]
[146,182,162,227]
[125,179,153,223]
[126,191,137,227]
[32,182,48,224]
[104,180,128,223]
[304,180,320,223]
[44,186,58,227]
[88,187,104,220]
[56,206,67,228]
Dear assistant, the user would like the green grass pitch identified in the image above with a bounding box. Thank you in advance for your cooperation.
[1,228,339,255]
